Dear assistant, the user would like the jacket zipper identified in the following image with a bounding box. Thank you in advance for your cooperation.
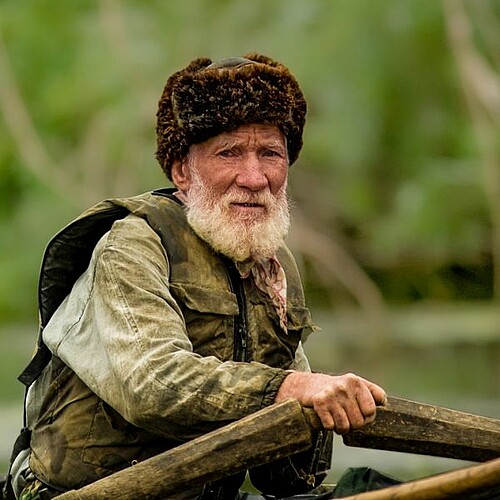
[226,263,248,362]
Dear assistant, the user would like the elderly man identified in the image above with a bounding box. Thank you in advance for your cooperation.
[8,54,386,500]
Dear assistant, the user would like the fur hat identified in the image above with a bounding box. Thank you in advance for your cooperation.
[155,53,307,180]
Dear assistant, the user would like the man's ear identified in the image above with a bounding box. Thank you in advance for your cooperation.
[171,158,191,191]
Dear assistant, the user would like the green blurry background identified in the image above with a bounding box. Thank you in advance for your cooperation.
[1,0,499,484]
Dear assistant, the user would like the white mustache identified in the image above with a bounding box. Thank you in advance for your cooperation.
[223,190,277,207]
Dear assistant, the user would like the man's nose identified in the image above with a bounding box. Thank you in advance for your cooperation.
[235,155,268,191]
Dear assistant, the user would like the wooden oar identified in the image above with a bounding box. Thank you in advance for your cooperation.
[339,396,500,462]
[338,457,500,499]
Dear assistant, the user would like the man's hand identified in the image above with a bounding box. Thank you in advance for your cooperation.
[275,371,387,434]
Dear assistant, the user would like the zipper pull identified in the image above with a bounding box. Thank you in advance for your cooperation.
[239,326,247,348]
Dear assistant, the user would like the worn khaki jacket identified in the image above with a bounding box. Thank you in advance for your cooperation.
[26,190,332,498]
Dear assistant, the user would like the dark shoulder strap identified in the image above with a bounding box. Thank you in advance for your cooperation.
[38,205,130,329]
[17,336,51,386]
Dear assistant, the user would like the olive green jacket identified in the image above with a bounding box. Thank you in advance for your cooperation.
[26,190,332,498]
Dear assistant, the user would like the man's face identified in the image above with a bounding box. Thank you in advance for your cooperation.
[172,124,291,262]
[174,124,288,208]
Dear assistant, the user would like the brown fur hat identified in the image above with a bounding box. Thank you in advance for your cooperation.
[155,53,307,180]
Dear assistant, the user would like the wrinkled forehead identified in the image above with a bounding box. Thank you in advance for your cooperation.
[190,124,287,154]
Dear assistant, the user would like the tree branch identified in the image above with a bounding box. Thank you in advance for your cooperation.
[0,29,84,206]
[442,0,500,298]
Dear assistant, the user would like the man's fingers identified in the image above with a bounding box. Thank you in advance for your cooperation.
[319,404,351,434]
[314,394,371,434]
[355,376,386,406]
[314,405,335,431]
[335,378,385,433]
[367,380,387,406]
[331,406,351,434]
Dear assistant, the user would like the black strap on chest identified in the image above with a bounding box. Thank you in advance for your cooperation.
[226,261,249,362]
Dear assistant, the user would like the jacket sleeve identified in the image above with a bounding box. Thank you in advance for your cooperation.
[42,215,289,441]
[249,428,333,496]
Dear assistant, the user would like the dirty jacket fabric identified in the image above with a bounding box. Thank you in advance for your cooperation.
[26,190,332,498]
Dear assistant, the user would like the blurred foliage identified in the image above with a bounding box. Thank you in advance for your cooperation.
[0,0,498,322]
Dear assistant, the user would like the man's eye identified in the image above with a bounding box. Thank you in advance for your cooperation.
[263,149,281,157]
[217,149,235,158]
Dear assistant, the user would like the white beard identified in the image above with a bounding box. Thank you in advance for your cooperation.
[183,169,290,262]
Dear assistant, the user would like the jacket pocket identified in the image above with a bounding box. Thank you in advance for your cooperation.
[170,283,238,315]
[261,297,316,338]
[82,400,171,472]
[251,301,316,368]
[287,304,319,340]
[170,283,239,359]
